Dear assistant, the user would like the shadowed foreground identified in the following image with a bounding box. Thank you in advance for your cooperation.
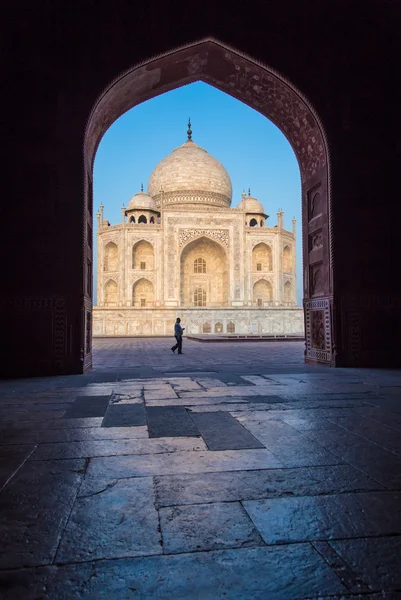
[1,339,400,598]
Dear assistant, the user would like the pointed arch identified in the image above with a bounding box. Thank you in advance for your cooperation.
[104,279,118,305]
[132,278,154,307]
[132,240,154,270]
[253,279,273,306]
[252,243,273,272]
[104,241,118,272]
[85,38,332,365]
[283,245,292,272]
[284,280,292,303]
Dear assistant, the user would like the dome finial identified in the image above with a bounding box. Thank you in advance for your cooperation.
[141,183,144,192]
[248,187,251,196]
[187,118,192,141]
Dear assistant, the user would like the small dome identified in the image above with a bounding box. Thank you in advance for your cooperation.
[239,194,266,215]
[148,136,232,209]
[128,191,157,211]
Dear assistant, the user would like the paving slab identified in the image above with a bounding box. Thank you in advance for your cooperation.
[102,403,146,427]
[0,544,347,599]
[0,445,36,489]
[330,536,401,591]
[154,464,384,508]
[32,436,205,460]
[190,411,265,450]
[0,426,149,445]
[84,449,283,481]
[159,502,263,553]
[331,415,401,455]
[62,395,110,419]
[243,491,401,544]
[0,459,85,569]
[56,477,162,563]
[146,406,200,437]
[241,419,343,467]
[303,428,401,489]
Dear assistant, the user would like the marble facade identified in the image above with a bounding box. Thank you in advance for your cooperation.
[94,128,304,337]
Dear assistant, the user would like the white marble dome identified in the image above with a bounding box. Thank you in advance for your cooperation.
[148,139,232,208]
[239,194,266,215]
[128,191,157,211]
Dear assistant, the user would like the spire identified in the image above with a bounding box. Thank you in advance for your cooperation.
[187,118,192,141]
[248,188,251,196]
[141,183,144,192]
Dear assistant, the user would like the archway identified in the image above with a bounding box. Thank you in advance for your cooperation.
[104,242,118,272]
[180,236,228,307]
[132,240,154,270]
[253,279,273,307]
[84,38,332,369]
[252,243,273,272]
[104,279,118,306]
[132,278,154,307]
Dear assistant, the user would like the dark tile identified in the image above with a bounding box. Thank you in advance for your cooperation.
[244,396,287,404]
[190,412,265,450]
[243,491,401,544]
[146,406,199,437]
[102,403,146,427]
[63,395,110,419]
[330,536,401,592]
[0,544,347,599]
[0,459,86,568]
[312,541,370,594]
[154,464,384,508]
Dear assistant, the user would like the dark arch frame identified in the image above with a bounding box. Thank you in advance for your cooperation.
[84,38,333,369]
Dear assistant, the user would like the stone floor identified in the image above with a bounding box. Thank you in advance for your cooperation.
[1,338,401,599]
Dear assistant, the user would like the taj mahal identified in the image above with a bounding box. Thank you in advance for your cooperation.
[93,122,304,337]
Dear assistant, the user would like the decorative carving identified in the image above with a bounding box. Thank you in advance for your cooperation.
[304,298,332,363]
[86,311,92,355]
[310,310,325,350]
[310,230,323,250]
[179,229,229,248]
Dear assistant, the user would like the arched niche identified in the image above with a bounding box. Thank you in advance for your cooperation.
[180,236,228,307]
[104,242,118,272]
[283,245,292,272]
[284,280,292,303]
[132,240,154,270]
[104,279,118,306]
[132,278,154,307]
[253,279,273,306]
[252,243,272,272]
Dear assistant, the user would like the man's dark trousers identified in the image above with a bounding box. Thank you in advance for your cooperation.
[172,335,183,354]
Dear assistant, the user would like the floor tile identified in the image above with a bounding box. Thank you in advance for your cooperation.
[159,502,263,553]
[154,464,384,508]
[190,411,265,450]
[63,395,110,419]
[146,406,200,437]
[85,448,283,480]
[102,403,146,427]
[56,477,162,563]
[0,544,347,599]
[241,419,343,467]
[0,459,85,569]
[243,492,401,544]
[330,536,401,591]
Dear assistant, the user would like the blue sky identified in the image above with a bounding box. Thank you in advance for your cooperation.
[93,81,302,304]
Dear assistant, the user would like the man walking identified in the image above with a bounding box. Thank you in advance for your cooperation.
[171,318,185,354]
